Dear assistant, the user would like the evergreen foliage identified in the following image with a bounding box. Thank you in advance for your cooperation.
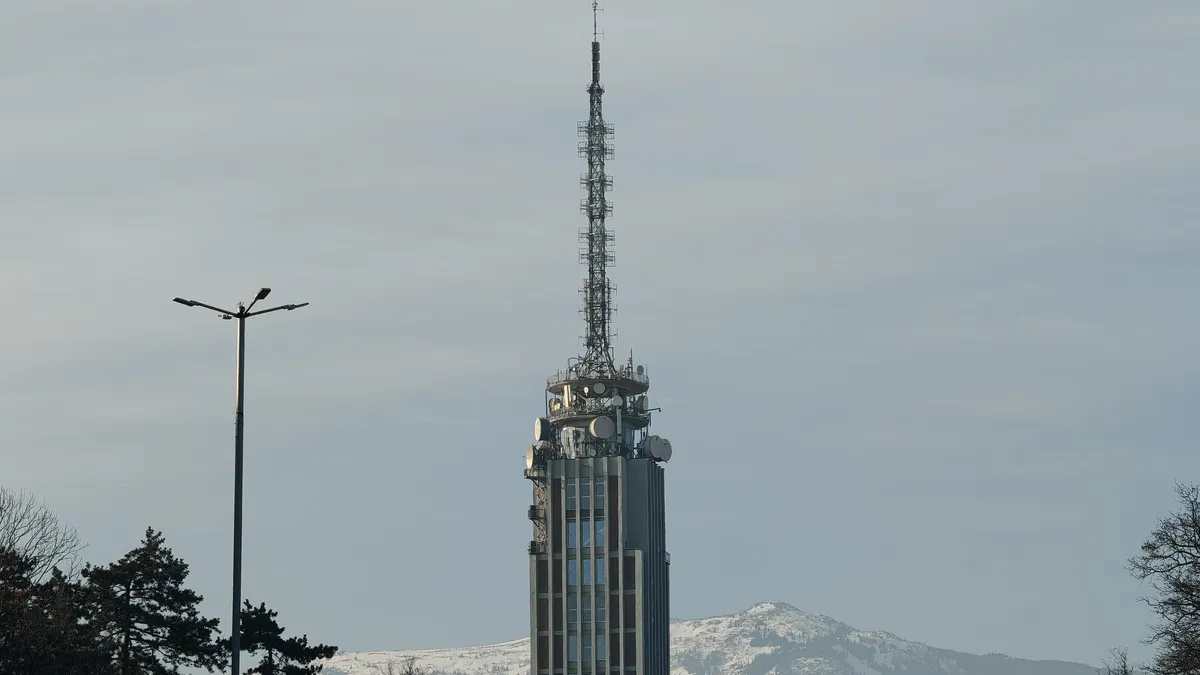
[1,491,338,675]
[0,548,113,675]
[238,599,338,675]
[82,527,225,675]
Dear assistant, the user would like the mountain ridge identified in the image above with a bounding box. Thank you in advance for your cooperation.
[321,602,1098,675]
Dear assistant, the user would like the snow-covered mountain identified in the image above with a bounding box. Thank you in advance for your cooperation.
[321,602,1096,675]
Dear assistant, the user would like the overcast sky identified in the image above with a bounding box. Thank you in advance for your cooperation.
[1,0,1197,667]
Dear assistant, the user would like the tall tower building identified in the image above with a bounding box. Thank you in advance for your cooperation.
[525,5,673,675]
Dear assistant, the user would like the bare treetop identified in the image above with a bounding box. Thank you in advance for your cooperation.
[1127,483,1200,675]
[0,487,85,582]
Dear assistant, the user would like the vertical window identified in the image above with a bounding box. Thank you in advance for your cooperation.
[580,480,591,510]
[597,635,607,661]
[596,593,606,623]
[581,521,591,548]
[582,559,592,585]
[596,558,605,585]
[568,634,578,662]
[583,637,593,661]
[583,595,592,622]
[566,478,577,510]
[595,520,605,548]
[568,559,577,586]
[568,522,577,548]
[567,594,578,623]
[594,477,606,506]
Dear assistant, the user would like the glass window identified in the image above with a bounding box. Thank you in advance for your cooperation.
[597,635,606,660]
[568,522,577,548]
[595,520,605,547]
[581,521,591,548]
[583,637,592,661]
[596,558,605,585]
[595,477,606,503]
[568,634,578,662]
[582,559,592,584]
[583,596,592,623]
[568,559,577,586]
[596,593,606,623]
[567,594,578,623]
[566,478,577,510]
[580,481,591,510]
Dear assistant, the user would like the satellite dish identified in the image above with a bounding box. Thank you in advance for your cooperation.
[525,445,536,470]
[534,417,553,442]
[592,382,607,395]
[636,365,644,375]
[636,396,648,411]
[589,416,615,439]
[612,394,624,406]
[549,399,562,411]
[643,435,672,462]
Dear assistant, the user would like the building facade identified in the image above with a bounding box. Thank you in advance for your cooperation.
[526,454,669,674]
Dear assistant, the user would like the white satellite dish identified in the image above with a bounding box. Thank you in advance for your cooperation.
[592,382,607,395]
[589,416,616,439]
[612,394,624,406]
[636,396,648,411]
[636,365,644,375]
[525,445,536,470]
[660,438,673,462]
[644,435,664,459]
[534,417,553,442]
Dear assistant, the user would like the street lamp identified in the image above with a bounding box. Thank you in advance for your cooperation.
[173,288,308,675]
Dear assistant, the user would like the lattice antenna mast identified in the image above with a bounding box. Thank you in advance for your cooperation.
[577,0,616,376]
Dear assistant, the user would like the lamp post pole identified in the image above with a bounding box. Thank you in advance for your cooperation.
[232,309,246,673]
[173,288,308,675]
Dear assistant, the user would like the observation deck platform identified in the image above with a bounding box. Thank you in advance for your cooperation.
[545,366,650,396]
[547,398,650,430]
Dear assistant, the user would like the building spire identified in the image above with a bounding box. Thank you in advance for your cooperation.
[577,1,616,376]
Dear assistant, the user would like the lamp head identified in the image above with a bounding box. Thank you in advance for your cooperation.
[172,298,196,307]
[255,288,272,301]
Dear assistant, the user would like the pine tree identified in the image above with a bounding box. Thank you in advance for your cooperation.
[0,548,112,675]
[0,547,38,668]
[239,600,337,675]
[82,527,225,675]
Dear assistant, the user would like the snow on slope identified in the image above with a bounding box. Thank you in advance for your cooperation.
[668,602,853,675]
[320,638,528,675]
[321,602,1096,675]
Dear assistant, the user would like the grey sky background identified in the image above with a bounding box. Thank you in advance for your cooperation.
[1,0,1197,666]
